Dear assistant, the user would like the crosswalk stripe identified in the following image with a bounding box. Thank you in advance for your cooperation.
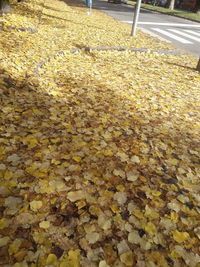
[168,29,200,42]
[151,28,193,44]
[139,27,171,43]
[183,30,200,37]
[138,22,200,27]
[122,21,200,28]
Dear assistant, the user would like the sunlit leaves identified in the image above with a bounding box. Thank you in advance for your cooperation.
[172,230,190,243]
[0,0,200,265]
[39,221,50,229]
[0,218,9,230]
[29,200,43,212]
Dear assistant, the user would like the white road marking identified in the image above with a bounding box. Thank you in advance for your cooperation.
[122,21,200,27]
[152,28,193,44]
[183,30,200,37]
[139,27,171,43]
[122,21,133,24]
[169,29,200,42]
[138,22,200,27]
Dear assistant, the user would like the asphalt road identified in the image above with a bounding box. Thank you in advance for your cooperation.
[92,0,200,57]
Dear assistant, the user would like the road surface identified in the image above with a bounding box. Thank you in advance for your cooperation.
[93,0,200,57]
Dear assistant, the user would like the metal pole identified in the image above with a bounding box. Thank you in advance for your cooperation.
[197,57,200,72]
[131,0,142,36]
[87,0,92,15]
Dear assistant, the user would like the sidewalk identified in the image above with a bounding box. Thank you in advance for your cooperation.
[0,0,200,266]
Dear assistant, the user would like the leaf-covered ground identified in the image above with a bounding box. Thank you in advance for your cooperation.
[0,0,200,266]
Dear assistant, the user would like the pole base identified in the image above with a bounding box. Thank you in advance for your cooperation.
[197,58,200,72]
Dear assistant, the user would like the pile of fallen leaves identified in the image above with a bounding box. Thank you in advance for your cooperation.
[0,0,200,266]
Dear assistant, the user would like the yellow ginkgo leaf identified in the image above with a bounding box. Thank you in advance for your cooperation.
[120,251,134,266]
[145,222,157,235]
[39,221,50,229]
[72,156,82,162]
[151,190,162,197]
[133,210,144,219]
[30,200,42,212]
[46,254,58,265]
[4,170,13,180]
[0,218,9,230]
[172,230,190,243]
[170,211,178,223]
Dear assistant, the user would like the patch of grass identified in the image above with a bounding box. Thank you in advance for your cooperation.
[127,0,200,22]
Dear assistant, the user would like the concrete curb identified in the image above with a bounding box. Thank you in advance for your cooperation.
[0,26,37,33]
[34,47,184,74]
